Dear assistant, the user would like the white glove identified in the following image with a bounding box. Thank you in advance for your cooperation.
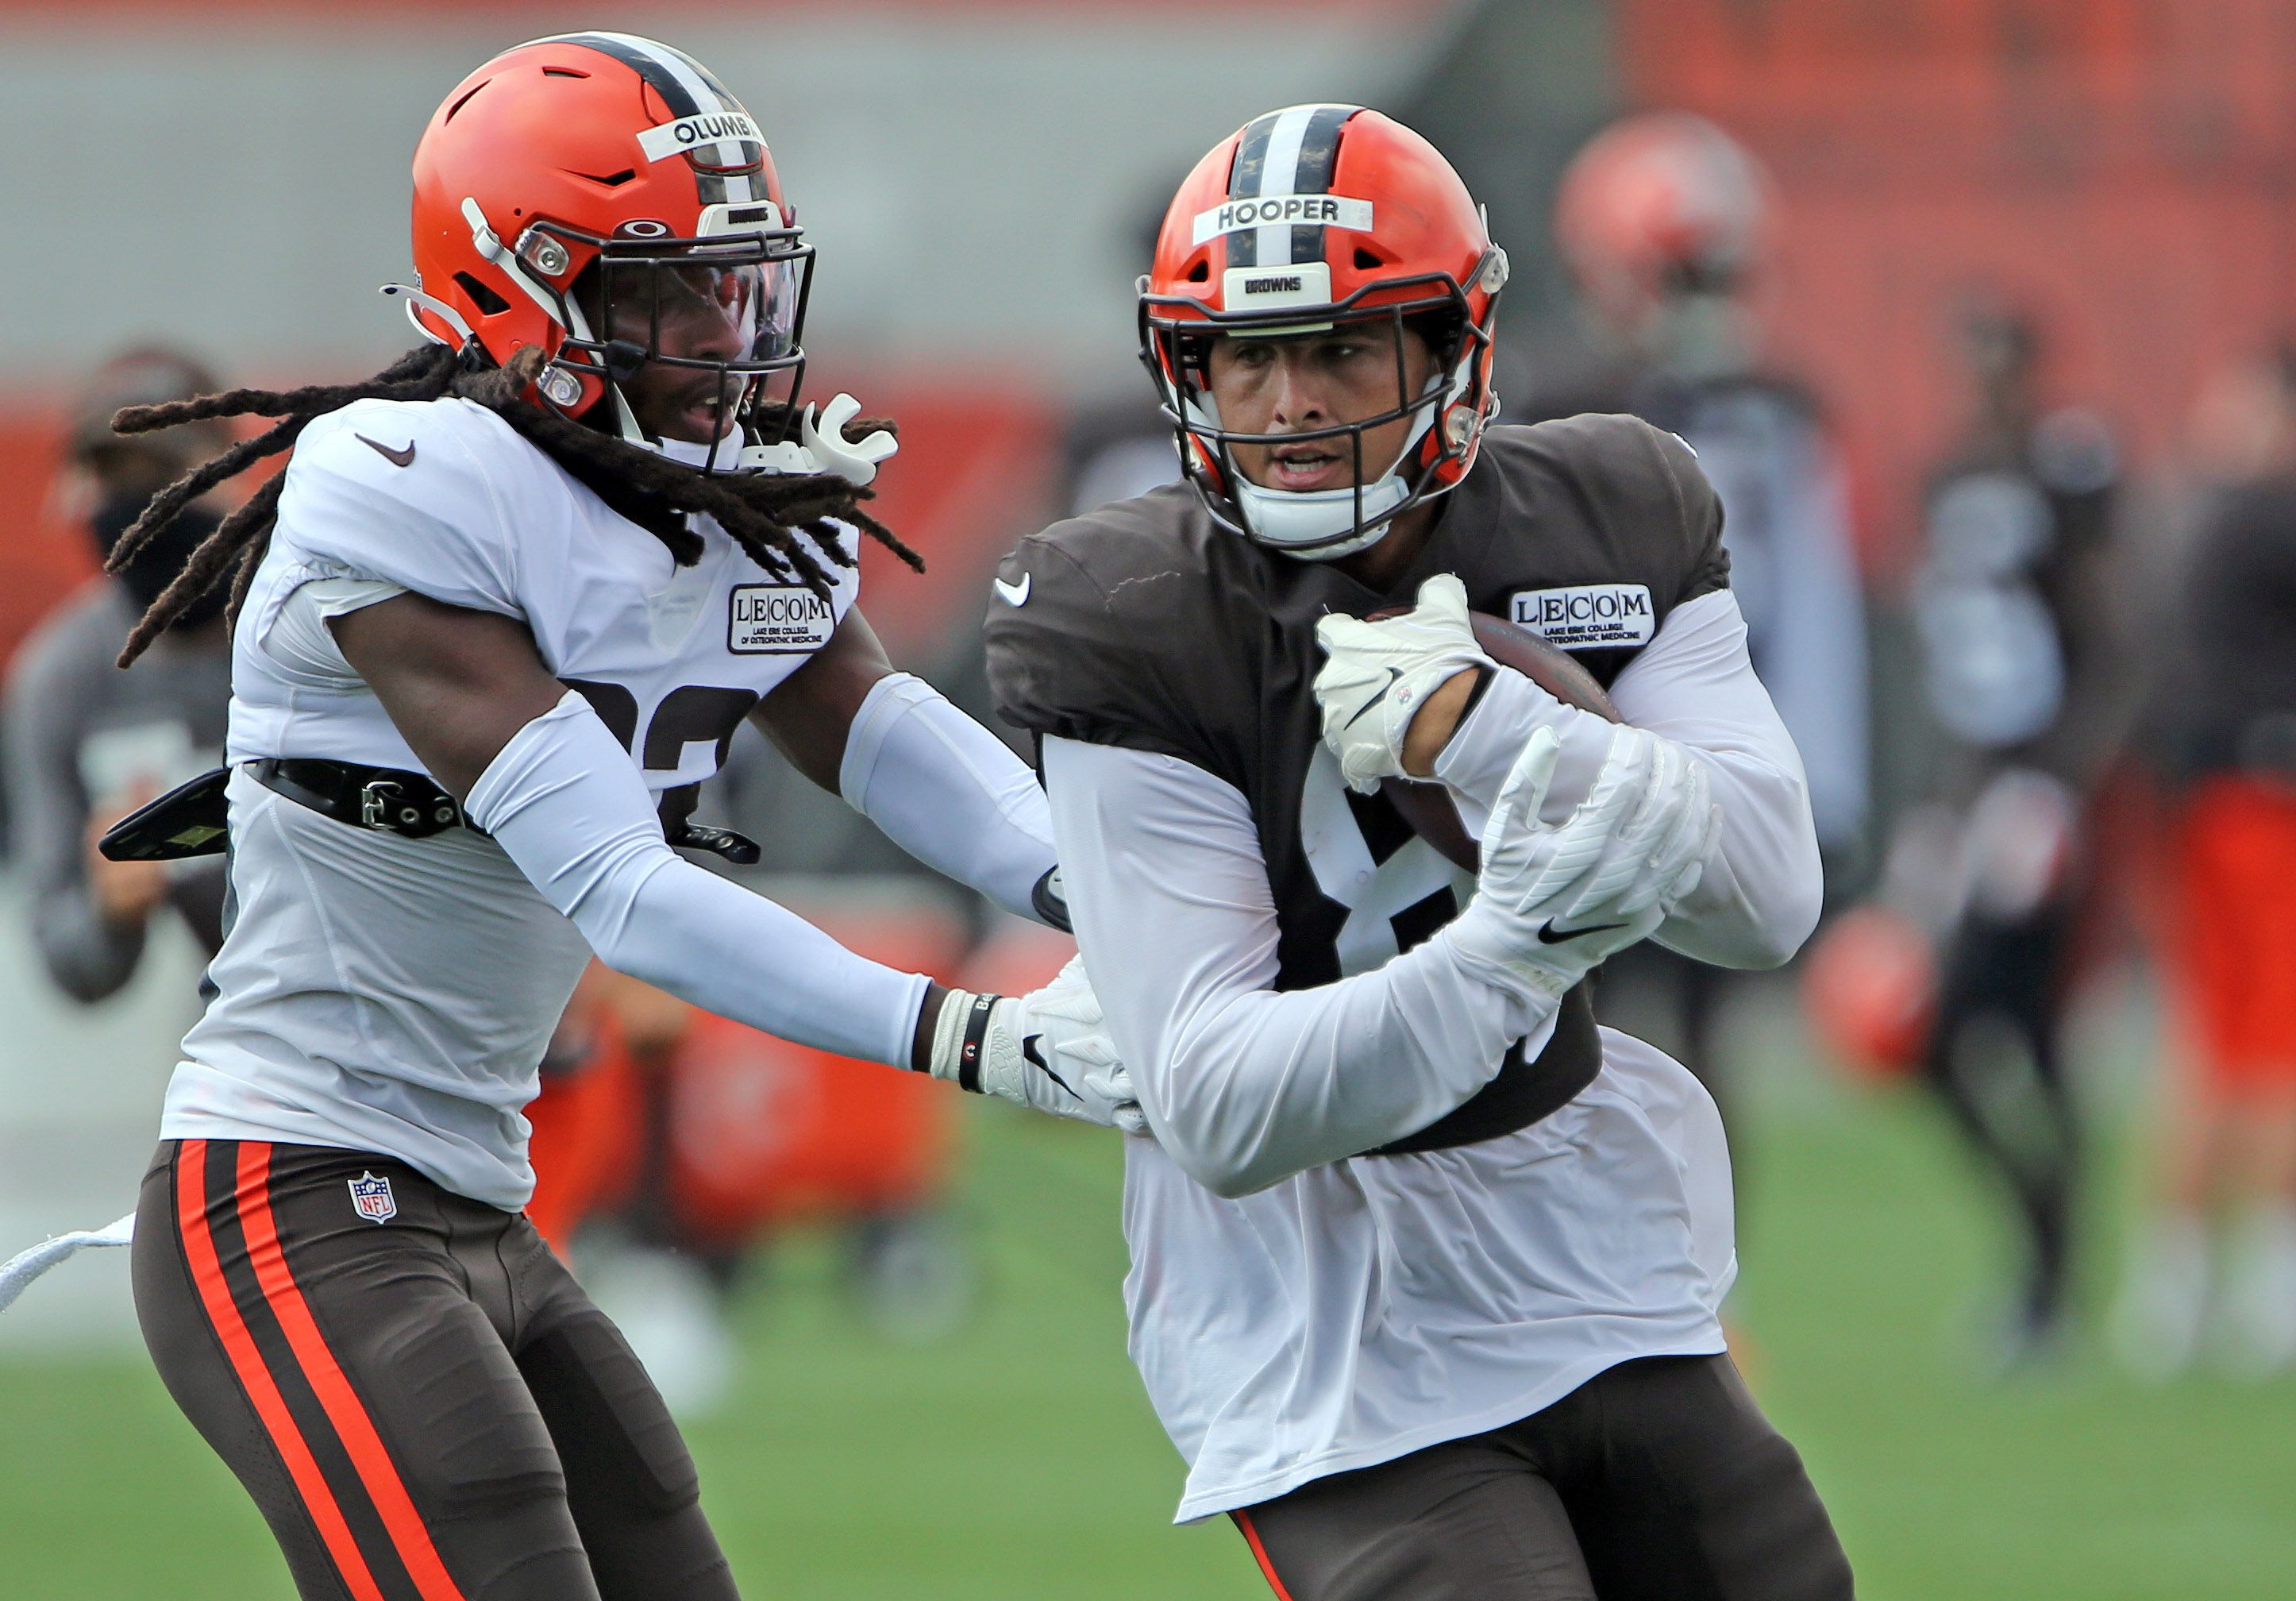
[1535,722,1719,928]
[1445,727,1704,999]
[1312,573,1493,793]
[799,392,899,487]
[924,958,1148,1135]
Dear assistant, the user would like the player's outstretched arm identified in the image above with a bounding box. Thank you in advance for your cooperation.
[331,592,929,1066]
[329,592,1131,1129]
[749,608,1061,924]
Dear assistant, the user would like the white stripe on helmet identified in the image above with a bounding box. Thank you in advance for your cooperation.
[1250,105,1318,268]
[585,30,758,202]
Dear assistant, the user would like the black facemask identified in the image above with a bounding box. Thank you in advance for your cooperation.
[90,489,227,631]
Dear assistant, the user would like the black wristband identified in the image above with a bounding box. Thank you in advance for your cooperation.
[957,990,998,1095]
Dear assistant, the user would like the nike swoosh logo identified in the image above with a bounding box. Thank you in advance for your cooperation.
[993,573,1031,607]
[1021,1033,1077,1098]
[1342,666,1404,728]
[356,434,416,468]
[1535,920,1631,945]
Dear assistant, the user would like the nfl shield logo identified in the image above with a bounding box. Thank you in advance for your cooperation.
[348,1172,397,1225]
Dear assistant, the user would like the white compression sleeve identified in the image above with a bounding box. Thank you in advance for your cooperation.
[468,692,929,1067]
[1042,736,1561,1198]
[1434,590,1820,969]
[838,672,1058,922]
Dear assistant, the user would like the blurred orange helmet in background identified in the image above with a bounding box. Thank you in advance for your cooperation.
[1555,110,1770,332]
[1801,905,1939,1083]
[1140,105,1508,560]
[406,33,808,437]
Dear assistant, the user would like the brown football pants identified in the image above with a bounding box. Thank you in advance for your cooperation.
[133,1139,737,1601]
[1232,1353,1855,1601]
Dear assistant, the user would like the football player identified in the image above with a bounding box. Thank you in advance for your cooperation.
[986,106,1854,1597]
[1908,300,2120,1367]
[1529,112,1872,1117]
[98,35,1135,1601]
[5,349,235,1001]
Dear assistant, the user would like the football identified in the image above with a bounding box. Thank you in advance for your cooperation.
[1379,611,1621,873]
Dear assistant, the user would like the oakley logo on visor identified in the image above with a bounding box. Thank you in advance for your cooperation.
[1192,194,1374,246]
[638,110,765,163]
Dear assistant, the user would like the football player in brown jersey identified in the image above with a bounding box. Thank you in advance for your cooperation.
[986,106,1854,1599]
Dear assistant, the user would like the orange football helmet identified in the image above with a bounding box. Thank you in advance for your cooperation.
[1140,106,1507,559]
[402,33,811,449]
[1554,111,1769,334]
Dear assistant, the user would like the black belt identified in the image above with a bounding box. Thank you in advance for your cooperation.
[1362,982,1604,1157]
[246,757,762,863]
[248,757,474,838]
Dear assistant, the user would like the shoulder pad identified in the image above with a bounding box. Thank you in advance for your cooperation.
[276,399,528,618]
[984,487,1227,767]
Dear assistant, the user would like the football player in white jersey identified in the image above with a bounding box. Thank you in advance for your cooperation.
[98,35,1133,1601]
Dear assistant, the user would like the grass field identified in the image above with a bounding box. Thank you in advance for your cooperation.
[5,1043,2294,1599]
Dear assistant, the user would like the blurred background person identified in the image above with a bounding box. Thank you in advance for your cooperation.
[2114,345,2296,1381]
[1524,110,1872,1119]
[2,349,234,1003]
[1900,296,2125,1368]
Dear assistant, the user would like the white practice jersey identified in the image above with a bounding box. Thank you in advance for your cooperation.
[161,395,858,1208]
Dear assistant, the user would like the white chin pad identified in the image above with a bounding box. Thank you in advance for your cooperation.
[1230,402,1437,561]
[1232,470,1412,560]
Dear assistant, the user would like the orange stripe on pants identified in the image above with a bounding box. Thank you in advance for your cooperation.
[175,1140,389,1601]
[1232,1510,1300,1601]
[233,1141,468,1601]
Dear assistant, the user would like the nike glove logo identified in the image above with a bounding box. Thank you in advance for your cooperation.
[993,573,1031,607]
[1535,919,1631,945]
[1020,1033,1077,1098]
[356,434,416,468]
[1343,667,1405,729]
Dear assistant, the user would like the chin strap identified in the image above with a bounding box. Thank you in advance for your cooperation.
[731,395,899,483]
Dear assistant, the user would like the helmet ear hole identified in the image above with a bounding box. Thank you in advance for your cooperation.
[454,272,510,317]
[1186,259,1212,284]
[1354,247,1383,271]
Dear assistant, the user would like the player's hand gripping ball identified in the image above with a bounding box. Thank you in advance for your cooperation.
[1319,577,1622,873]
[1313,574,1496,795]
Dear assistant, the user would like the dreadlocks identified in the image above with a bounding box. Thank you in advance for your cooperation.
[106,342,921,667]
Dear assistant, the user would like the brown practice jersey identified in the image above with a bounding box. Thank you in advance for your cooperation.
[987,415,1728,1152]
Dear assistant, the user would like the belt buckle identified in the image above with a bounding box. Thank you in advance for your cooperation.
[360,779,403,830]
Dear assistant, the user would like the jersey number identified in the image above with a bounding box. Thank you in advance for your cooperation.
[1297,746,1464,976]
[562,680,757,831]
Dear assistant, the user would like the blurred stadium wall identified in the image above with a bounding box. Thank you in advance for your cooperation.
[1619,0,2296,573]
